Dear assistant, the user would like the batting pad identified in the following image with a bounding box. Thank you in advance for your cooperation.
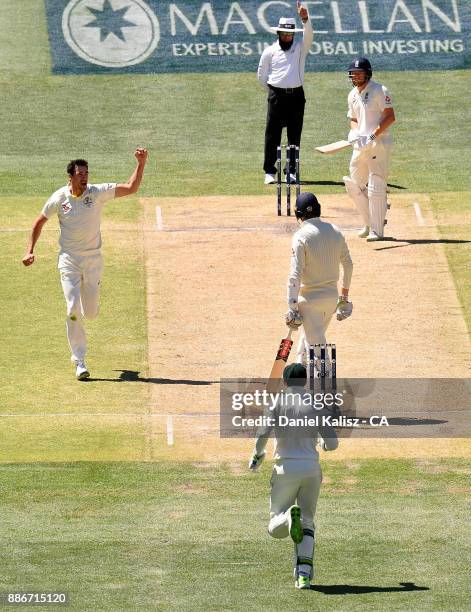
[368,174,388,235]
[343,176,370,226]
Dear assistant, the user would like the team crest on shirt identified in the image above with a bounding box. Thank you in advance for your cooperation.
[61,201,72,213]
[82,196,93,208]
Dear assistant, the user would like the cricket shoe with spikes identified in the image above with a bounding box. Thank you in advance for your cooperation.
[358,225,370,238]
[76,362,90,381]
[366,230,383,242]
[72,358,90,381]
[288,505,303,544]
[295,574,311,590]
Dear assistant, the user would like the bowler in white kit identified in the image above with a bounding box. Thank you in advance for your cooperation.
[22,148,148,380]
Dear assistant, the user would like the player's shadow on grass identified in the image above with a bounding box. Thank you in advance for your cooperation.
[299,181,407,189]
[86,370,215,385]
[312,582,429,594]
[353,416,448,428]
[374,237,471,251]
[300,180,345,186]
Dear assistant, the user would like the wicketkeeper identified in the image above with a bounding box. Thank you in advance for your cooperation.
[249,363,338,589]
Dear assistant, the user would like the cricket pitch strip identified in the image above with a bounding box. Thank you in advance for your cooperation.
[142,194,471,461]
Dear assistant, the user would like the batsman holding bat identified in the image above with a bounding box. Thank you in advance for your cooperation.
[343,57,396,241]
[22,148,148,380]
[285,193,353,374]
[249,363,338,590]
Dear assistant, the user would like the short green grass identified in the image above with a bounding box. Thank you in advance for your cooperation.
[0,459,469,611]
[1,2,471,197]
[1,196,148,413]
[431,192,471,334]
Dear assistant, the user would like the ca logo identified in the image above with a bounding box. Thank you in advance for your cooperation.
[62,0,159,68]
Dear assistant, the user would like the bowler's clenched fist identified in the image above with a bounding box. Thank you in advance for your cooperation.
[22,253,35,267]
[135,147,148,164]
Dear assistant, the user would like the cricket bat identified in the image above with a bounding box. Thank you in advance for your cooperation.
[266,328,294,394]
[315,138,358,154]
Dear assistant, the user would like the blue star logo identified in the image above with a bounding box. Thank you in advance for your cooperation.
[85,0,137,42]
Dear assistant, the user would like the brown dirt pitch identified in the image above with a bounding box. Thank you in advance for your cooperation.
[141,193,471,462]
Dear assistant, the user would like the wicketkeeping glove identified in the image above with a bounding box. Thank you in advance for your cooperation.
[248,451,266,471]
[336,297,353,321]
[284,308,302,329]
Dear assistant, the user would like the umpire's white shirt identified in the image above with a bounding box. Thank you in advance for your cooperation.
[257,20,313,89]
[42,183,116,256]
[288,218,353,304]
[348,80,394,144]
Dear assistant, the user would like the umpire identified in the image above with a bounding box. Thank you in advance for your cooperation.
[257,2,313,185]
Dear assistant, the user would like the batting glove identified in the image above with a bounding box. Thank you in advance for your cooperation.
[248,451,266,471]
[285,308,302,329]
[357,134,375,150]
[336,297,353,321]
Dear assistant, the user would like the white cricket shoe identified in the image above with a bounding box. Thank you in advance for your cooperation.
[358,226,370,238]
[366,230,382,242]
[264,173,276,185]
[288,173,297,183]
[76,362,90,381]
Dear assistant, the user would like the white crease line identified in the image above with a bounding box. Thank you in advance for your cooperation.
[162,226,283,232]
[0,409,462,418]
[166,415,174,446]
[158,225,362,234]
[0,228,30,233]
[0,413,220,418]
[413,202,426,226]
[155,205,163,230]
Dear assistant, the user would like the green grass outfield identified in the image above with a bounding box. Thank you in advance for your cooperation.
[1,459,470,611]
[1,1,471,198]
[1,1,470,610]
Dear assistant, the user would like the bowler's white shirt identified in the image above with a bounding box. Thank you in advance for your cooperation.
[42,183,116,256]
[257,20,313,89]
[347,80,394,143]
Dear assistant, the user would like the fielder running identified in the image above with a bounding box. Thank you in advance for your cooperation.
[343,57,396,242]
[249,363,338,589]
[22,148,148,380]
[285,193,353,373]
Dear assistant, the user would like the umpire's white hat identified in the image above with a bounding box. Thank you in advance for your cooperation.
[271,17,304,33]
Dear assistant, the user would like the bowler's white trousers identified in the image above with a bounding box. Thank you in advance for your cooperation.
[269,460,322,578]
[58,252,103,362]
[296,286,338,364]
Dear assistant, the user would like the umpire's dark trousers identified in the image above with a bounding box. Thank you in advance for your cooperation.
[264,85,306,175]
